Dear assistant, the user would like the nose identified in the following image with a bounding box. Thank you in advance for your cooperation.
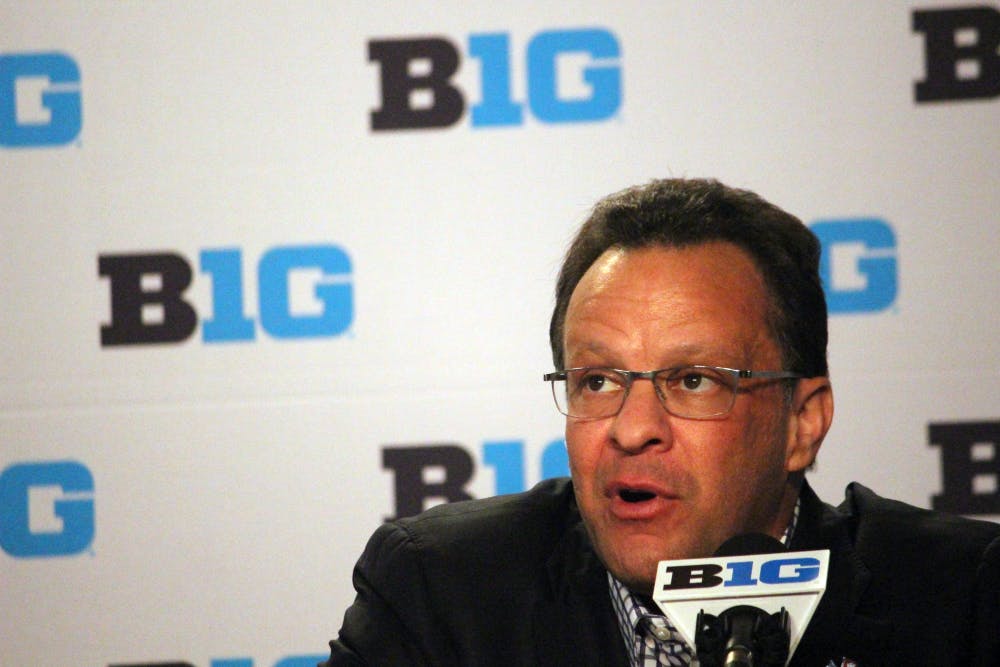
[608,377,673,454]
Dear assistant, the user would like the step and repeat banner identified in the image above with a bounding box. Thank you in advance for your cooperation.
[2,2,998,665]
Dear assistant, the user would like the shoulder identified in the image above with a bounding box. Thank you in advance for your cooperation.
[332,478,609,664]
[360,477,582,581]
[839,481,1000,562]
[396,476,578,539]
[838,482,1000,551]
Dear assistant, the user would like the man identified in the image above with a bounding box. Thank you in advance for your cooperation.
[324,179,1000,665]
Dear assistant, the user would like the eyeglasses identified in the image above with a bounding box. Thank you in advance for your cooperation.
[543,366,804,421]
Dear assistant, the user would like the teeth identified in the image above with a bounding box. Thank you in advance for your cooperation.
[619,489,655,503]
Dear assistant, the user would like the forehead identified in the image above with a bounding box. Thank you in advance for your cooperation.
[564,242,775,362]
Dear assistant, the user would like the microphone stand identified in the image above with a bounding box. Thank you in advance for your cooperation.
[695,604,790,667]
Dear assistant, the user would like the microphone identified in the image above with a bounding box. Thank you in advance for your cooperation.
[697,534,789,667]
[651,534,829,667]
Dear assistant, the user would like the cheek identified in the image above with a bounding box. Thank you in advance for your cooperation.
[565,422,606,481]
[684,422,765,490]
[701,414,788,497]
[686,439,736,500]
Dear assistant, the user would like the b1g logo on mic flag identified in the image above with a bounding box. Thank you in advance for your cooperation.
[652,550,830,663]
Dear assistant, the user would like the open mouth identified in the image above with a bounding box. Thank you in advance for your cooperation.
[618,488,657,503]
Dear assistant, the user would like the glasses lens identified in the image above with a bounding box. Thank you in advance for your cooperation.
[656,366,736,419]
[549,366,741,420]
[553,368,627,419]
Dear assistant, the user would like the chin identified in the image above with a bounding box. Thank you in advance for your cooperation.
[604,545,670,593]
[611,564,658,595]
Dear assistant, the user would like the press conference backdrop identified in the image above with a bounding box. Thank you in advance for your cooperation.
[2,2,998,665]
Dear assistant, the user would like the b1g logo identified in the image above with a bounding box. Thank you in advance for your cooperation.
[0,52,82,147]
[0,460,95,558]
[382,439,569,520]
[810,218,897,314]
[913,6,1000,102]
[659,555,822,591]
[369,27,621,130]
[99,244,353,346]
[653,550,829,653]
[930,420,1000,515]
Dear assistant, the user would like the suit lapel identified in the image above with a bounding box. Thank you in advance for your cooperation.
[789,482,894,665]
[532,509,631,666]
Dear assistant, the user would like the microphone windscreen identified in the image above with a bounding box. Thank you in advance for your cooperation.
[714,532,786,557]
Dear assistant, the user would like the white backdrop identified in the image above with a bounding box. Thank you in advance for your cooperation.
[2,2,998,665]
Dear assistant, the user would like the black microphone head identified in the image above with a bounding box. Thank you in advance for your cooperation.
[713,532,786,557]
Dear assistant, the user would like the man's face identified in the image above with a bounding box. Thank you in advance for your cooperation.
[562,242,811,593]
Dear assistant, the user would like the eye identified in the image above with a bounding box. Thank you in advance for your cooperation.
[573,369,623,395]
[682,373,709,391]
[669,368,724,394]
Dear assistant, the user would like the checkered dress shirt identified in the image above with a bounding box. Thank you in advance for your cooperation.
[609,498,802,667]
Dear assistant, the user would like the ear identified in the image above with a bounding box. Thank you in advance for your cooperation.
[785,377,834,472]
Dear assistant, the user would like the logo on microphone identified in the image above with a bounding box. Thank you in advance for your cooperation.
[653,550,830,663]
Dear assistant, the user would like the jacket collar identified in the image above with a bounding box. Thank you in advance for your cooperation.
[532,483,631,666]
[788,481,894,665]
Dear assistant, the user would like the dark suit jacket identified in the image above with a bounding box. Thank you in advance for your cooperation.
[325,478,1000,666]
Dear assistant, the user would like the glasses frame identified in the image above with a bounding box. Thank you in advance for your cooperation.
[543,365,805,421]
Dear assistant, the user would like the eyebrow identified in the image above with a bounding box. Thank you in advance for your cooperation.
[564,341,736,366]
